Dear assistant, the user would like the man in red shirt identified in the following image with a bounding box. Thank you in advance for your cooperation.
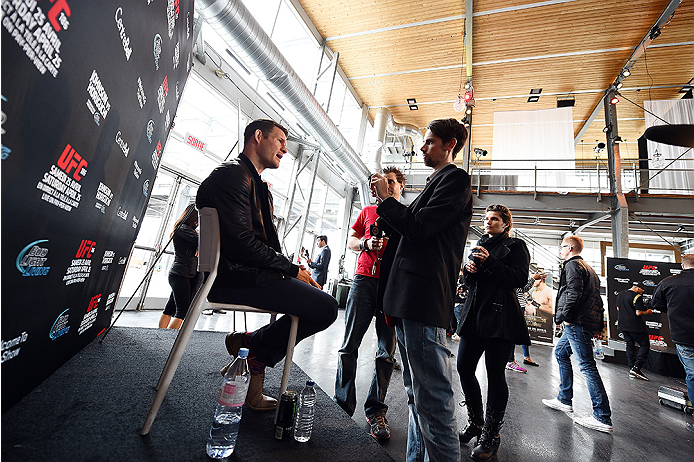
[334,166,405,440]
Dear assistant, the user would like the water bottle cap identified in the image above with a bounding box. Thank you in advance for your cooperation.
[306,380,315,386]
[238,348,249,358]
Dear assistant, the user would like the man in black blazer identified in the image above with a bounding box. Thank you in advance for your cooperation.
[196,119,338,411]
[307,235,330,287]
[372,118,472,462]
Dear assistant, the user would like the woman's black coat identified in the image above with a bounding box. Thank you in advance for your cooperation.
[458,235,531,345]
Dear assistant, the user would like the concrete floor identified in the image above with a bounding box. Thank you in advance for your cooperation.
[116,308,694,461]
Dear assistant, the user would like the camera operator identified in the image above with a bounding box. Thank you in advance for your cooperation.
[334,166,405,440]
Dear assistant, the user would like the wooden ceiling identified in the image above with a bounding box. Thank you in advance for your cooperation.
[297,0,694,163]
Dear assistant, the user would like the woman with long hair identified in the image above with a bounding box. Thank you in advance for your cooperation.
[158,203,203,329]
[456,204,530,461]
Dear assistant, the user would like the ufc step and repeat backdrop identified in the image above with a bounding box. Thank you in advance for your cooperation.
[1,0,194,409]
[606,257,683,354]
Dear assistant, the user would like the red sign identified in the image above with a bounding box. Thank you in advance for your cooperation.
[185,132,205,152]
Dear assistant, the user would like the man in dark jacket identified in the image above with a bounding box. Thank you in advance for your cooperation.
[650,254,694,432]
[307,235,330,287]
[542,235,612,434]
[372,118,472,462]
[617,281,652,380]
[196,119,338,411]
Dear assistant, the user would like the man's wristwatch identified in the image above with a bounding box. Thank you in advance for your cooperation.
[359,237,367,251]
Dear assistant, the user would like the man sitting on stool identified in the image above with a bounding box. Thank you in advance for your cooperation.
[196,119,338,410]
[616,281,652,380]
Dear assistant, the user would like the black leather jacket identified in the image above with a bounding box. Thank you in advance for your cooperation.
[459,236,531,345]
[555,256,604,333]
[196,155,299,288]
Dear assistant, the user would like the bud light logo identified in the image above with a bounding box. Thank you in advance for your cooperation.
[49,309,70,340]
[614,264,629,272]
[16,240,50,276]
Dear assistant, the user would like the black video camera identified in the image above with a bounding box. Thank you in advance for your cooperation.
[370,222,386,239]
[468,249,482,266]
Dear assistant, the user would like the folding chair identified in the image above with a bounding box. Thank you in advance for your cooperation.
[141,207,298,435]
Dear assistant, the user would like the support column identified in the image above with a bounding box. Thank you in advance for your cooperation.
[604,88,629,257]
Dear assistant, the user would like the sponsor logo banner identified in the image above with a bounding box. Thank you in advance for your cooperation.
[95,182,113,213]
[63,239,95,285]
[49,309,70,340]
[1,0,67,77]
[37,144,86,211]
[16,239,51,276]
[1,332,29,363]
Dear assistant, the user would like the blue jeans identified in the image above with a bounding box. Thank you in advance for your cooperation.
[676,344,694,423]
[396,318,459,462]
[334,275,396,417]
[554,323,612,425]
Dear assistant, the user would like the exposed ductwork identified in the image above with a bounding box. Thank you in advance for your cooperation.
[368,108,423,172]
[196,0,370,184]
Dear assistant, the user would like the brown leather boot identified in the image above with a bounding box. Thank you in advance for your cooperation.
[245,372,277,411]
[220,332,245,375]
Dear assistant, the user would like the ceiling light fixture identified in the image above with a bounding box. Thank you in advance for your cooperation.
[594,142,606,153]
[527,96,539,103]
[610,95,620,105]
[407,98,417,104]
[409,104,419,111]
[616,82,623,90]
[622,69,631,77]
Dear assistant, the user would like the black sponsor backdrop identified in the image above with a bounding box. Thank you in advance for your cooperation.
[606,257,682,354]
[1,0,194,409]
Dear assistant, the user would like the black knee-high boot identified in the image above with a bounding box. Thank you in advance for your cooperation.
[459,399,483,445]
[471,408,504,461]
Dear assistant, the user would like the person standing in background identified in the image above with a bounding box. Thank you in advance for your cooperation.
[616,281,652,380]
[158,204,203,330]
[307,235,330,287]
[456,204,530,461]
[334,166,405,441]
[650,254,694,432]
[543,235,612,434]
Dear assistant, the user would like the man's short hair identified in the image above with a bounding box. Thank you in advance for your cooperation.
[682,254,694,268]
[244,119,288,144]
[381,166,405,185]
[485,204,513,230]
[427,118,469,159]
[564,235,584,253]
[317,235,327,244]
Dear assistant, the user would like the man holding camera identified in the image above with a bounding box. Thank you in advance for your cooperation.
[372,118,472,462]
[334,166,405,440]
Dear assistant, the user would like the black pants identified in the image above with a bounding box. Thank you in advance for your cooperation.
[163,272,203,319]
[623,330,650,369]
[208,278,338,367]
[457,328,514,411]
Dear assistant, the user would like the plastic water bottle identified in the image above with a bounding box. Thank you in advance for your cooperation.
[293,380,317,442]
[206,348,250,458]
[593,338,605,360]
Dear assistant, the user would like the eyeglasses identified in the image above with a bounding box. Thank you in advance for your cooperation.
[558,244,570,249]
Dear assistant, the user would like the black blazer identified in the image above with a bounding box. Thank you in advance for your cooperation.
[309,245,330,286]
[458,236,531,345]
[377,164,473,329]
[196,155,300,288]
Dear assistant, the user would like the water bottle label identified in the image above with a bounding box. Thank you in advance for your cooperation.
[217,381,248,407]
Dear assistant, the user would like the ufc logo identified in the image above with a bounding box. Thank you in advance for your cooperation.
[57,144,88,181]
[76,240,96,258]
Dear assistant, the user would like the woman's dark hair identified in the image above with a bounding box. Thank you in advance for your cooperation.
[170,203,198,238]
[485,204,513,231]
[427,118,469,159]
[243,119,288,144]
